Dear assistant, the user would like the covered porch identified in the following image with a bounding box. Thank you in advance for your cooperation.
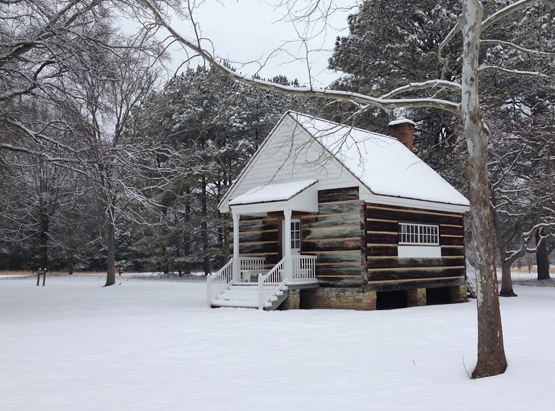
[207,180,320,310]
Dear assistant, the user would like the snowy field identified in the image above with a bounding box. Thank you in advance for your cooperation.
[1,274,555,411]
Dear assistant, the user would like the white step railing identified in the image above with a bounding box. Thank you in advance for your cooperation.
[291,255,317,280]
[239,256,265,271]
[206,258,234,307]
[258,257,288,310]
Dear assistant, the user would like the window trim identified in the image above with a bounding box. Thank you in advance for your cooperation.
[398,222,439,246]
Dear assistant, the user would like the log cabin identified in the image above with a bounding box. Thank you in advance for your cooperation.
[207,111,469,310]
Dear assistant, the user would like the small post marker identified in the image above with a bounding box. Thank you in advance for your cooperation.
[36,268,47,286]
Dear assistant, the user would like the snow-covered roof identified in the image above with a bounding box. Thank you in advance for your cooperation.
[290,112,469,207]
[229,179,317,206]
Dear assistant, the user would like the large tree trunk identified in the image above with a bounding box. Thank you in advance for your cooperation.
[499,260,517,297]
[491,197,516,297]
[536,230,550,280]
[462,0,507,379]
[105,220,116,286]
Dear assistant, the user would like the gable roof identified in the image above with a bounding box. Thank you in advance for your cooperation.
[289,112,469,207]
[219,111,469,212]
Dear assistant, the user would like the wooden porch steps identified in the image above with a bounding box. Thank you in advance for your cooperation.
[211,283,289,310]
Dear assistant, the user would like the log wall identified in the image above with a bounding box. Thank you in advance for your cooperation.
[365,203,466,290]
[301,187,365,286]
[228,215,281,267]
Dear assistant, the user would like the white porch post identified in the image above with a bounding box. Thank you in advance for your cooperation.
[284,209,292,281]
[232,210,240,282]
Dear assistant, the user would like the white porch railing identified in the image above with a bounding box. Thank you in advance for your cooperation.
[258,257,288,310]
[291,255,317,281]
[239,256,265,272]
[206,258,234,306]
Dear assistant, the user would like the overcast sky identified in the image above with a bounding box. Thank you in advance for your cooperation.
[163,1,356,87]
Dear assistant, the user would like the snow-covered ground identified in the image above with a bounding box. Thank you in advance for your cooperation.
[1,274,554,411]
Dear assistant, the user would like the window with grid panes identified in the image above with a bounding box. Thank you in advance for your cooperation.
[291,221,300,249]
[399,222,439,246]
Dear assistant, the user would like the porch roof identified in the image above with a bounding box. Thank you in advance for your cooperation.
[229,179,318,215]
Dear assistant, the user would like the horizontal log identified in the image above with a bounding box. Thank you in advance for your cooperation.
[366,257,465,269]
[237,231,279,243]
[302,213,360,228]
[239,242,280,255]
[439,225,465,236]
[316,264,364,277]
[318,187,360,203]
[316,277,365,287]
[240,252,279,257]
[366,205,463,226]
[302,238,362,252]
[440,235,464,246]
[366,203,463,218]
[440,246,465,257]
[366,220,398,232]
[317,200,362,215]
[367,245,398,257]
[312,250,362,264]
[367,266,465,282]
[303,225,361,240]
[366,233,398,244]
[236,220,279,232]
[364,276,465,292]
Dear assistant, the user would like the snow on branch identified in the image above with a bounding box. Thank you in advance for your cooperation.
[478,65,548,78]
[482,0,550,31]
[480,39,554,56]
[380,80,461,99]
[140,0,461,116]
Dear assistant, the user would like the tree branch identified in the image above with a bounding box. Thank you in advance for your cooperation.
[139,0,461,116]
[482,0,550,31]
[481,39,554,56]
[478,65,548,78]
[381,80,461,99]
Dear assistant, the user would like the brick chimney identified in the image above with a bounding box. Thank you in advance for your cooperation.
[388,119,415,152]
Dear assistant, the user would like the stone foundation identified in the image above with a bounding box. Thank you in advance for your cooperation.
[407,288,426,307]
[300,287,377,310]
[280,289,300,310]
[450,285,468,303]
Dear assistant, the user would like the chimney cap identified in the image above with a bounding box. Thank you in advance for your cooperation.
[388,118,415,127]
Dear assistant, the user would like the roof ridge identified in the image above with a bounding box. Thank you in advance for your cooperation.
[286,111,398,143]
